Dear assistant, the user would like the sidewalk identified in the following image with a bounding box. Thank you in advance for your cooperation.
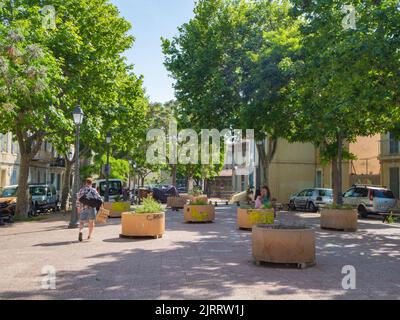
[0,206,399,300]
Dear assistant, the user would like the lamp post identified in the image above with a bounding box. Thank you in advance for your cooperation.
[104,132,112,202]
[68,106,84,229]
[132,161,137,205]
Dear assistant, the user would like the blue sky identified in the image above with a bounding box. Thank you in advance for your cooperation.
[110,0,195,103]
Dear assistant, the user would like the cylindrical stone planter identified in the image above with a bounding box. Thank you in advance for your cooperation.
[320,209,358,232]
[184,204,215,223]
[252,224,316,269]
[120,212,165,239]
[237,208,274,230]
[103,201,131,218]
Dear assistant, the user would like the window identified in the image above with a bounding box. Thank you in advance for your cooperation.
[344,188,355,198]
[306,189,314,197]
[57,174,61,191]
[99,181,122,196]
[372,189,395,199]
[1,187,18,197]
[318,189,332,197]
[316,170,323,188]
[0,134,4,152]
[354,188,368,198]
[11,137,17,154]
[3,133,9,153]
[30,186,47,196]
[298,190,306,197]
[10,169,17,185]
[389,133,399,154]
[389,167,399,199]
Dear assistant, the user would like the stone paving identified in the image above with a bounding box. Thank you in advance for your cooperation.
[0,205,399,300]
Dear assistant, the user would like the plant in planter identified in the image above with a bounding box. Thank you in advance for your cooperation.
[320,204,357,232]
[103,194,131,218]
[252,224,316,269]
[237,204,274,230]
[188,187,208,203]
[184,199,215,223]
[120,197,165,239]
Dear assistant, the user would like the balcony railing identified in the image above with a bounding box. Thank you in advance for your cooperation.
[379,140,400,157]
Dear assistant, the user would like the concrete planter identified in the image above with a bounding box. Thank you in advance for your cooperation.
[237,208,274,230]
[252,224,316,269]
[184,204,215,223]
[180,194,194,203]
[167,196,187,209]
[120,212,165,239]
[320,209,358,232]
[193,195,208,203]
[103,201,131,218]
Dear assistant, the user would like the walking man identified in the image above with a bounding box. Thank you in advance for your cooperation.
[77,178,102,242]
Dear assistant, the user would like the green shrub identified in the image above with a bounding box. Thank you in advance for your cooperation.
[240,204,254,209]
[190,199,208,205]
[189,186,203,196]
[325,204,353,210]
[135,197,163,214]
[262,203,273,209]
[386,212,400,224]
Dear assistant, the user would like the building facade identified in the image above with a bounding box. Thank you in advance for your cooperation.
[211,135,380,203]
[379,132,400,199]
[0,133,67,197]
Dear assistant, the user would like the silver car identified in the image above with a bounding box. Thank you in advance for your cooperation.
[29,184,59,213]
[343,185,397,218]
[289,188,333,212]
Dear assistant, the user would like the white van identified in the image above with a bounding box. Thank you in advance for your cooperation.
[92,179,124,202]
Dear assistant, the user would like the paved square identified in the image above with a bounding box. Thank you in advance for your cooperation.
[0,206,399,300]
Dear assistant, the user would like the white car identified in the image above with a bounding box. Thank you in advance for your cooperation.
[289,188,333,212]
[92,179,124,202]
[343,185,396,218]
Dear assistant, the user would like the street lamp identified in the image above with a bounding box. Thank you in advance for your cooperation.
[104,132,112,202]
[68,106,84,229]
[132,161,137,205]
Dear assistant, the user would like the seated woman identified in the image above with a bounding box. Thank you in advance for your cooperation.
[255,186,271,209]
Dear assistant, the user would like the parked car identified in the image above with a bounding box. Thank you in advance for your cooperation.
[93,179,123,201]
[289,188,333,212]
[0,185,34,222]
[343,185,396,218]
[29,184,59,213]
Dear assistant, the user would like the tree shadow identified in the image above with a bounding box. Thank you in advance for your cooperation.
[1,206,399,300]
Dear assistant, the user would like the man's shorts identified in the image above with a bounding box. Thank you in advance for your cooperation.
[80,207,97,221]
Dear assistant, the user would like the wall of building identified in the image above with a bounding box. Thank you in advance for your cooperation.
[267,139,317,203]
[349,135,381,175]
[379,133,400,198]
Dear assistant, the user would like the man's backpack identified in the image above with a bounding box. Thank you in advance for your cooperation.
[79,187,103,210]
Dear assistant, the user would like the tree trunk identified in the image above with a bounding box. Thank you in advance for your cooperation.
[337,132,344,205]
[171,164,177,187]
[60,158,73,211]
[15,154,31,218]
[14,127,44,218]
[331,133,344,205]
[256,138,277,187]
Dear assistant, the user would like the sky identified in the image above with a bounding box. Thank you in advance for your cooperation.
[110,0,195,103]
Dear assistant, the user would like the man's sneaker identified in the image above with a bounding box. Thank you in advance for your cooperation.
[78,232,83,242]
